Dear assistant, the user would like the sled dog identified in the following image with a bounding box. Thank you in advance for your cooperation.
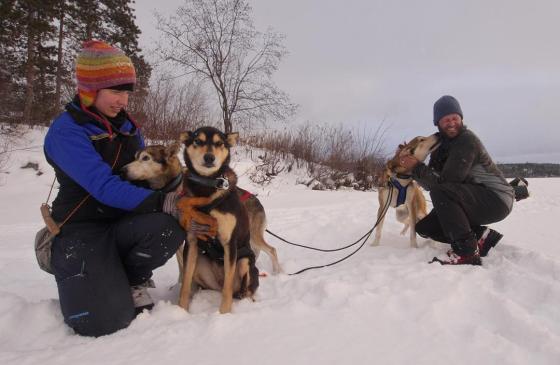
[121,141,281,277]
[371,133,440,248]
[177,126,261,313]
[123,127,275,313]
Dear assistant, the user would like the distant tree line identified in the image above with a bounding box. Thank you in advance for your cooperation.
[0,0,150,126]
[498,163,560,178]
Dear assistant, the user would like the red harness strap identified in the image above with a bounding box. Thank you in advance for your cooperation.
[239,190,253,202]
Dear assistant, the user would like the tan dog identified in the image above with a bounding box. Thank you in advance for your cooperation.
[371,134,440,248]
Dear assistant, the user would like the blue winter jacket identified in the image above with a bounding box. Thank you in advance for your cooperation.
[44,100,162,223]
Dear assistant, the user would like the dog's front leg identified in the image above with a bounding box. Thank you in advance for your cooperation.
[211,211,237,314]
[178,233,198,311]
[372,192,388,246]
[221,242,237,314]
[176,243,184,283]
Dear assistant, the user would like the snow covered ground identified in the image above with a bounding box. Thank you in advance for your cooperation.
[1,128,559,365]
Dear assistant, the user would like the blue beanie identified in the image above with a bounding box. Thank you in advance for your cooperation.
[433,95,463,125]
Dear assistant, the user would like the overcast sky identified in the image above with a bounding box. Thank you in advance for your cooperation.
[134,0,560,163]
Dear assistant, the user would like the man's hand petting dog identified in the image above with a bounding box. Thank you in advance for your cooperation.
[176,196,219,241]
[398,155,419,172]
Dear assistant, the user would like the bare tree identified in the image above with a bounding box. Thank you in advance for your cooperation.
[244,121,388,190]
[156,0,297,133]
[128,71,210,142]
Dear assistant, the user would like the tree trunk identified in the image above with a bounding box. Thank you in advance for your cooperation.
[55,1,65,109]
[23,10,37,125]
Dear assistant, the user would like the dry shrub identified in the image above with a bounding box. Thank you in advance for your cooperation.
[0,124,27,177]
[245,122,387,190]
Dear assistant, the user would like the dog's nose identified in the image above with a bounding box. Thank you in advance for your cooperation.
[204,153,215,164]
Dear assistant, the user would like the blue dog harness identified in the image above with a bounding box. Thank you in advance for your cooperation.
[389,176,411,207]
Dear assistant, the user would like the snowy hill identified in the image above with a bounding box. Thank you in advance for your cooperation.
[1,128,559,365]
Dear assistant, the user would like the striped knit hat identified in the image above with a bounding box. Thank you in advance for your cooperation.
[75,40,136,107]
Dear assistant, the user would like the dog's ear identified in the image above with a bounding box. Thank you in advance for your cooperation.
[180,132,195,145]
[179,132,189,144]
[387,159,400,172]
[226,132,239,147]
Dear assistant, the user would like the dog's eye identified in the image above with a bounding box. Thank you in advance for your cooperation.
[194,138,204,146]
[141,155,150,161]
[215,141,224,147]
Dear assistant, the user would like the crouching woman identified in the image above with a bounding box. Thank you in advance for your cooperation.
[44,41,184,337]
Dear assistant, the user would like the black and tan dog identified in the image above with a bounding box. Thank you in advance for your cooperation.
[176,126,264,314]
[121,140,281,279]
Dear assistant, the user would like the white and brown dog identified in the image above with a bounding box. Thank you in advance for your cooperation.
[371,134,440,248]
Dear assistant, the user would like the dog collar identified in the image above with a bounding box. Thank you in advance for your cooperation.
[186,173,230,190]
[395,173,412,179]
[161,172,183,193]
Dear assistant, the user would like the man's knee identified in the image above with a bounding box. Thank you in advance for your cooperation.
[415,215,431,238]
[429,184,448,202]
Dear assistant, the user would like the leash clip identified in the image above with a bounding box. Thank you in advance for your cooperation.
[216,177,229,190]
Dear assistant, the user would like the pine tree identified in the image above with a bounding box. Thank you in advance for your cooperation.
[0,0,24,122]
[0,0,151,124]
[0,0,58,124]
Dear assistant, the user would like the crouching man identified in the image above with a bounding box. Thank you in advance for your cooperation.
[398,95,514,265]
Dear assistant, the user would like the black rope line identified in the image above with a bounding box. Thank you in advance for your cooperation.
[266,187,394,275]
[265,228,371,252]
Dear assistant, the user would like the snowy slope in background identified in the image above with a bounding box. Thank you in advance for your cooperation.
[1,129,559,365]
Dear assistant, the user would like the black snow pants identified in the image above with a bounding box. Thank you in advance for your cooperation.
[51,212,185,337]
[415,183,510,254]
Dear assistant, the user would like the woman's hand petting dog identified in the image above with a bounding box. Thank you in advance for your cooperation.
[176,197,218,241]
[162,192,183,218]
[398,154,420,173]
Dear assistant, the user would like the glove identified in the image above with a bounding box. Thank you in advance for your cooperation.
[176,196,218,241]
[162,192,182,219]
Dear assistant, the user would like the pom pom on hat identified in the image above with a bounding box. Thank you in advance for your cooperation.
[75,40,136,107]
